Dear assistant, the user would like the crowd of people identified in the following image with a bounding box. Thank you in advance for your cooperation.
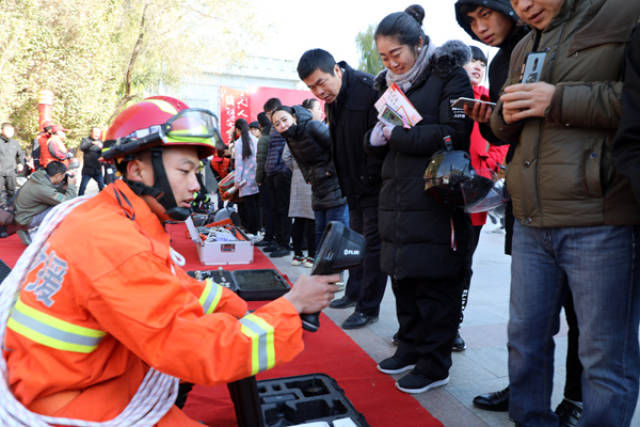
[0,0,639,426]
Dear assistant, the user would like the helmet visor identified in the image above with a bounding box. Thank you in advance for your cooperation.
[165,109,219,141]
[463,177,509,213]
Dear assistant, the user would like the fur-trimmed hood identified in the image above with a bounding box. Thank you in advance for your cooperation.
[374,40,471,92]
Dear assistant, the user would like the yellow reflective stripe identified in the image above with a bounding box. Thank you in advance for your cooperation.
[240,324,260,376]
[14,299,105,338]
[165,135,215,144]
[145,99,179,115]
[239,313,275,375]
[7,298,106,353]
[7,318,97,353]
[199,278,223,315]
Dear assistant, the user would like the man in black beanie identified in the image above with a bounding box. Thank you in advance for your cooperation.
[454,1,583,424]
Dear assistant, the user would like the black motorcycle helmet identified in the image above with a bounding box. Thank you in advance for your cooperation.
[424,148,494,207]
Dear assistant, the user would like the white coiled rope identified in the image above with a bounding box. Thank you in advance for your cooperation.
[0,196,179,426]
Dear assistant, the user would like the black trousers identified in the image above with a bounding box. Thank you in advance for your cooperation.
[0,174,17,205]
[259,184,274,240]
[344,205,388,316]
[292,217,315,258]
[265,172,291,248]
[459,224,483,323]
[238,193,260,235]
[563,291,583,402]
[393,275,464,380]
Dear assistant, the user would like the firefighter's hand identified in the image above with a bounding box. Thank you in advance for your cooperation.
[284,274,340,314]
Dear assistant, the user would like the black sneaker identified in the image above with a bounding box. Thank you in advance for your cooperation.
[555,399,582,427]
[269,247,291,258]
[377,356,416,374]
[395,371,449,394]
[0,226,7,238]
[452,331,466,352]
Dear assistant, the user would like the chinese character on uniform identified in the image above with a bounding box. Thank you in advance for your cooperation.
[25,250,68,307]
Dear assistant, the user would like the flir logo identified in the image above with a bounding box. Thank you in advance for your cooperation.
[344,249,360,255]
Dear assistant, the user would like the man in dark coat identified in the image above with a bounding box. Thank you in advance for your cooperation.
[613,23,640,201]
[78,127,105,196]
[0,122,25,238]
[297,49,388,329]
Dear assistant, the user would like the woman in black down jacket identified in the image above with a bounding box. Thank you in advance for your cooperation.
[366,4,474,394]
[271,105,348,245]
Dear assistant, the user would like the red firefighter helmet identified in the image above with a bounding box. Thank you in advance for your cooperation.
[102,96,220,161]
[102,96,222,221]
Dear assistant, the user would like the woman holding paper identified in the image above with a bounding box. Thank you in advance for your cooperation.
[366,4,474,394]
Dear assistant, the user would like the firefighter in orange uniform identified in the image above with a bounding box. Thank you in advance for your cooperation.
[2,96,339,426]
[38,121,72,168]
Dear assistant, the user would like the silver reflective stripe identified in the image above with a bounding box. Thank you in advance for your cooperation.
[201,284,221,314]
[239,314,274,374]
[10,309,104,348]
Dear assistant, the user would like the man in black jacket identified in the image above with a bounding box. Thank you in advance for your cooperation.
[455,1,582,422]
[78,127,105,196]
[614,23,640,201]
[297,49,387,329]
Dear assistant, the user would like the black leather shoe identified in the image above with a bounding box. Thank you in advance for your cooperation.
[473,386,509,412]
[555,399,582,427]
[451,331,466,351]
[269,247,291,258]
[262,244,278,252]
[342,311,377,329]
[329,296,356,309]
[255,239,274,247]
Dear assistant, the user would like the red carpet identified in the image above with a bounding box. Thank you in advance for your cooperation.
[0,224,442,427]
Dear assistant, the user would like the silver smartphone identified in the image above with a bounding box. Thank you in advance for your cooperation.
[521,51,547,84]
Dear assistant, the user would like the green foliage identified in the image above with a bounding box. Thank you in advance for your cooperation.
[0,0,261,148]
[355,24,383,76]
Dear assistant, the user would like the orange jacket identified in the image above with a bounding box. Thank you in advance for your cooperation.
[4,179,304,425]
[38,133,69,168]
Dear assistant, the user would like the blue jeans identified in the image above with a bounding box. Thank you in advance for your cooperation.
[509,221,640,426]
[314,203,349,248]
[78,173,105,196]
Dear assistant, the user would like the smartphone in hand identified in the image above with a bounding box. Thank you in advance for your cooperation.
[451,97,497,110]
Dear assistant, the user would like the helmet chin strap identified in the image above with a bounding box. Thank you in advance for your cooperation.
[150,147,191,221]
[124,148,191,222]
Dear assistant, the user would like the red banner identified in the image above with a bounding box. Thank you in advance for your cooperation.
[218,86,321,145]
[219,87,250,144]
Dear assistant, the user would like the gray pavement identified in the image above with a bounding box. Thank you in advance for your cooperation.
[266,222,640,427]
